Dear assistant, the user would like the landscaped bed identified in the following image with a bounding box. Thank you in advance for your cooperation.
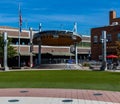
[0,70,119,91]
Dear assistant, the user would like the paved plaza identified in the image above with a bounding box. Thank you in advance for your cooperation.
[0,88,119,104]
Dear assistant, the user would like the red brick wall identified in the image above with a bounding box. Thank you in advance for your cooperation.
[91,25,120,60]
[33,46,90,54]
[33,46,69,53]
[14,46,30,52]
[0,29,29,37]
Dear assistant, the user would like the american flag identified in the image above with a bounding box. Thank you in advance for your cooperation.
[19,4,22,32]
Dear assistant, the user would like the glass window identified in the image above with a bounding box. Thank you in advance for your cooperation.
[100,35,102,43]
[77,42,90,47]
[118,33,120,41]
[107,34,112,42]
[93,36,98,43]
[16,42,18,45]
[22,42,25,45]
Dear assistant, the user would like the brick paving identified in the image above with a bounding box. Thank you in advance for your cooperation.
[0,88,119,104]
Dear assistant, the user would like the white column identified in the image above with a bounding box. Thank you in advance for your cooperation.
[4,32,9,71]
[38,42,41,65]
[75,43,78,64]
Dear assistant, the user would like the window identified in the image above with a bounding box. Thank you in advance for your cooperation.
[107,34,112,42]
[16,42,18,45]
[118,33,120,41]
[22,42,25,45]
[100,35,102,43]
[77,42,90,47]
[93,36,98,43]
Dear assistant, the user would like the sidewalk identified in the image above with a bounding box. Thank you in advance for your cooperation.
[0,88,119,104]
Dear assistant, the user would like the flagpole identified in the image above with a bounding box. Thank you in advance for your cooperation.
[18,3,21,67]
[18,26,20,67]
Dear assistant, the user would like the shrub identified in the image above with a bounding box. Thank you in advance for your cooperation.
[82,62,90,67]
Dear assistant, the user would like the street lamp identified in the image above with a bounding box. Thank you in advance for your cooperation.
[29,28,33,68]
[101,31,107,71]
[3,32,9,71]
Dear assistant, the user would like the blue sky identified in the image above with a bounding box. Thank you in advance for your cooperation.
[0,0,120,35]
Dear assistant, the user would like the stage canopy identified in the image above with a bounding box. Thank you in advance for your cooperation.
[33,30,82,46]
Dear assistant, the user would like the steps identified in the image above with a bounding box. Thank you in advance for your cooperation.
[34,64,83,70]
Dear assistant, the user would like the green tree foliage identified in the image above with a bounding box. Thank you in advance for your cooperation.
[115,41,120,58]
[0,35,17,59]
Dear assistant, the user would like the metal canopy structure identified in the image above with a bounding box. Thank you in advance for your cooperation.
[33,30,82,46]
[33,30,82,65]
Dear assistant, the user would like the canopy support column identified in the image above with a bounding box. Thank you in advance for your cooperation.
[75,43,78,65]
[38,42,41,65]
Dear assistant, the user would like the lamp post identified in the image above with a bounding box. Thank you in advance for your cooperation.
[101,31,107,71]
[88,50,91,61]
[38,23,42,65]
[3,32,9,71]
[72,35,78,65]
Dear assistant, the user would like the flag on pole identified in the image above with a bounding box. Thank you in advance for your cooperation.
[18,3,22,67]
[19,4,22,32]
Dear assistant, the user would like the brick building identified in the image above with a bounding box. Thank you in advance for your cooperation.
[91,11,120,60]
[0,26,90,67]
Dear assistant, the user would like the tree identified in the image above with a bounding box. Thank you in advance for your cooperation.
[115,41,120,58]
[0,34,17,66]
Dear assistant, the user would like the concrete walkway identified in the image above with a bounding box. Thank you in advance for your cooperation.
[0,88,119,104]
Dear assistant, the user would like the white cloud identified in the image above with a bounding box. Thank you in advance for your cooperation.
[27,14,86,22]
[0,14,17,23]
[0,11,108,29]
[26,12,108,27]
[24,7,48,11]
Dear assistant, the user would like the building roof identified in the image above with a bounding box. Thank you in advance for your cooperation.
[33,30,82,46]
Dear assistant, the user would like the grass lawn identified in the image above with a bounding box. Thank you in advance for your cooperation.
[0,70,120,91]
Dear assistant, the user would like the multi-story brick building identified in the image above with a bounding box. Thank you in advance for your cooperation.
[91,10,120,60]
[0,26,32,67]
[0,26,90,67]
